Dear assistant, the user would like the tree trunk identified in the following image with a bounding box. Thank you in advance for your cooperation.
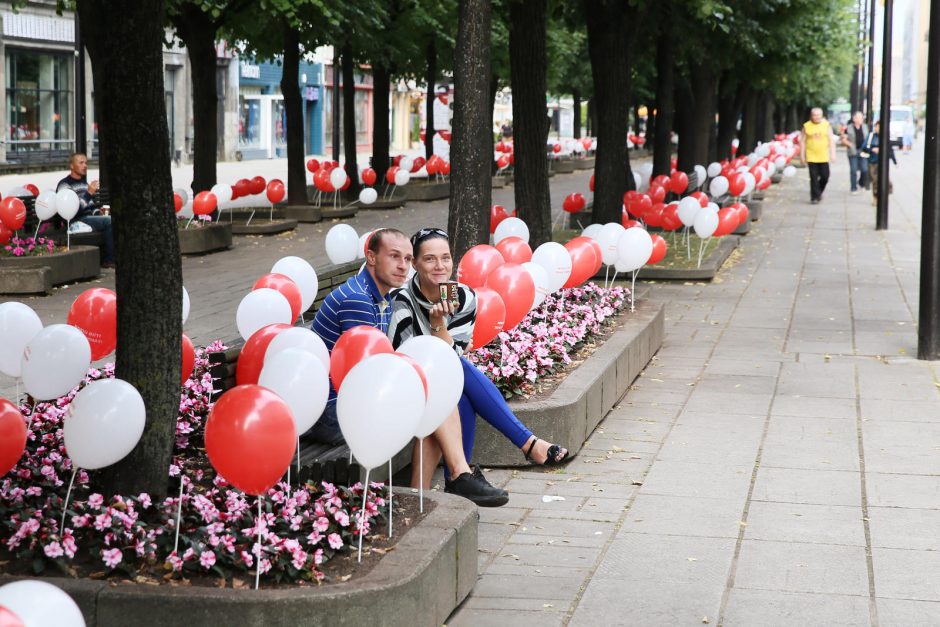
[585,0,634,224]
[342,45,361,194]
[586,99,594,136]
[448,0,492,262]
[281,26,307,205]
[509,0,551,249]
[652,15,675,176]
[171,4,217,193]
[715,75,740,161]
[690,60,716,168]
[425,40,436,160]
[572,88,581,139]
[79,0,181,498]
[675,80,695,174]
[739,88,758,155]
[372,63,392,184]
[759,92,776,142]
[489,72,500,143]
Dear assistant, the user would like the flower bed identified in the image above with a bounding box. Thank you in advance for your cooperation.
[2,235,58,258]
[0,343,390,586]
[468,282,628,400]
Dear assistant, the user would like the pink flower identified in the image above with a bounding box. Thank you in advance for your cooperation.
[167,553,183,572]
[43,542,64,558]
[333,510,350,527]
[314,516,330,532]
[291,550,308,570]
[327,533,343,550]
[101,548,123,569]
[199,550,216,569]
[87,493,104,509]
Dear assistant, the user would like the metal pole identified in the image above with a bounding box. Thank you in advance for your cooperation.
[74,12,86,155]
[332,49,341,163]
[865,0,877,125]
[918,0,940,359]
[849,0,862,114]
[875,0,892,231]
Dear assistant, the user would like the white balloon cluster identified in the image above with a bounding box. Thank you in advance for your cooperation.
[582,222,653,273]
[234,256,319,340]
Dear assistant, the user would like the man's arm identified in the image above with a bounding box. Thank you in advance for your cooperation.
[829,126,837,161]
[799,130,807,163]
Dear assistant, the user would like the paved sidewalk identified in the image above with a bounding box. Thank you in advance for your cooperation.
[448,144,940,626]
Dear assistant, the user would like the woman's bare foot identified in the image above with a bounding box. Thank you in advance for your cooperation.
[522,436,568,465]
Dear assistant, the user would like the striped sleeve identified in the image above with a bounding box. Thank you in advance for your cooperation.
[448,285,477,355]
[388,296,417,349]
[311,291,344,352]
[336,293,379,332]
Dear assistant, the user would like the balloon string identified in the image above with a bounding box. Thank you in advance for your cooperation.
[388,458,393,539]
[604,265,610,289]
[60,467,77,534]
[245,209,256,227]
[358,469,370,563]
[630,271,637,313]
[173,474,185,555]
[185,216,194,230]
[685,227,691,260]
[66,220,71,250]
[297,435,301,477]
[255,496,262,590]
[15,378,20,407]
[419,438,424,514]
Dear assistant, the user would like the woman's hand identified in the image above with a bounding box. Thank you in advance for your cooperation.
[429,298,455,329]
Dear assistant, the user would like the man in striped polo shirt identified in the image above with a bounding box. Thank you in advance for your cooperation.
[308,228,508,506]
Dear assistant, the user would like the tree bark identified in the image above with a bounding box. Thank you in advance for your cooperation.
[171,4,217,193]
[281,25,307,205]
[425,40,437,160]
[715,75,740,161]
[675,80,695,174]
[79,0,181,498]
[586,98,594,136]
[448,0,492,262]
[509,0,551,249]
[585,0,634,224]
[690,59,716,168]
[341,45,361,194]
[572,88,581,139]
[372,63,392,184]
[652,14,675,177]
[739,88,758,155]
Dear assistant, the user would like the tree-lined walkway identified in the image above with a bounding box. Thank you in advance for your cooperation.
[449,144,938,625]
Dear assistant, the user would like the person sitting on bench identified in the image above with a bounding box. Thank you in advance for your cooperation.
[56,152,115,268]
[308,227,509,507]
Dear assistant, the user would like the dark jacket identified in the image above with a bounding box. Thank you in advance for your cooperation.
[863,132,897,166]
[55,175,96,220]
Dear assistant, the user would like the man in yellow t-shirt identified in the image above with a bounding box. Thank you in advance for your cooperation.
[799,107,836,204]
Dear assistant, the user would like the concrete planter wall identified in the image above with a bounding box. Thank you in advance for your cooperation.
[0,245,100,294]
[747,200,763,221]
[572,157,595,170]
[405,181,450,202]
[178,223,232,255]
[0,492,477,627]
[551,159,576,174]
[634,236,740,282]
[472,299,664,466]
[231,219,298,236]
[306,186,406,212]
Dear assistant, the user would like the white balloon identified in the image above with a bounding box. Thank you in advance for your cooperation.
[337,353,425,470]
[731,138,740,148]
[615,227,653,272]
[784,165,797,178]
[531,242,572,292]
[182,286,190,325]
[693,208,719,238]
[236,288,293,341]
[357,232,370,259]
[272,256,319,312]
[693,164,707,189]
[581,223,604,240]
[178,198,194,219]
[639,163,654,176]
[329,167,348,190]
[399,156,414,173]
[757,144,770,157]
[709,176,729,198]
[493,217,529,244]
[394,169,411,187]
[747,153,760,167]
[0,580,85,627]
[0,302,43,378]
[677,197,702,227]
[397,335,464,438]
[259,348,329,435]
[596,222,625,266]
[7,186,29,197]
[265,326,330,373]
[325,224,359,265]
[774,156,786,169]
[173,187,190,207]
[359,187,378,205]
[742,172,757,196]
[21,324,91,401]
[522,261,551,309]
[64,378,145,470]
[706,162,722,177]
[56,188,80,221]
[210,183,233,207]
[632,171,641,190]
[35,190,58,221]
[706,202,719,214]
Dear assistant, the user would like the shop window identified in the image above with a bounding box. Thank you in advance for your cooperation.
[5,48,73,154]
[239,97,261,148]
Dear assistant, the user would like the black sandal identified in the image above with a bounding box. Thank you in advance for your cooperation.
[524,438,570,466]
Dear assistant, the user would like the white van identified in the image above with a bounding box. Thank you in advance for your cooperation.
[873,105,916,146]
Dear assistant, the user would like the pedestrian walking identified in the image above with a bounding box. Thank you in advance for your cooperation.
[861,120,897,205]
[799,107,836,204]
[840,111,869,194]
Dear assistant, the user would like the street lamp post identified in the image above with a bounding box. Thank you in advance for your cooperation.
[918,0,940,359]
[865,0,877,125]
[75,12,86,156]
[875,0,892,231]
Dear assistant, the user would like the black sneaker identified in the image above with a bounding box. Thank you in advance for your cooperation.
[445,467,509,507]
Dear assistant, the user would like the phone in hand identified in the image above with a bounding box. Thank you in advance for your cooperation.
[439,281,459,308]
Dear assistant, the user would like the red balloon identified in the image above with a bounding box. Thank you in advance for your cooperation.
[0,398,27,477]
[472,287,506,348]
[330,325,394,391]
[25,184,39,197]
[361,168,377,186]
[734,202,750,224]
[441,161,451,175]
[0,198,26,231]
[306,159,320,173]
[67,287,116,361]
[552,144,562,153]
[648,184,666,204]
[581,137,593,150]
[495,236,533,264]
[497,154,511,170]
[690,191,709,208]
[485,263,535,331]
[0,223,12,245]
[205,385,296,495]
[457,244,505,288]
[249,176,266,195]
[253,273,302,322]
[563,237,600,288]
[411,157,426,173]
[714,208,739,236]
[622,214,640,229]
[236,323,291,386]
[490,204,509,234]
[661,203,683,231]
[173,192,183,213]
[669,171,689,194]
[630,194,653,219]
[393,155,403,167]
[644,203,666,228]
[426,157,440,176]
[235,178,252,198]
[584,236,603,274]
[393,353,428,400]
[563,193,586,214]
[193,191,217,216]
[341,172,352,191]
[266,179,286,204]
[181,333,195,385]
[647,234,667,265]
[589,174,595,192]
[386,166,400,185]
[652,174,671,189]
[728,173,746,197]
[314,169,335,193]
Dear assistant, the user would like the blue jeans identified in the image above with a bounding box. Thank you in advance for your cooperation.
[454,358,533,472]
[303,402,345,445]
[847,154,869,192]
[78,215,114,263]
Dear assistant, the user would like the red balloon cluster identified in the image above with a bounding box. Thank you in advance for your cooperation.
[563,237,603,288]
[0,197,26,232]
[457,244,505,289]
[472,287,506,348]
[669,171,689,194]
[253,272,302,322]
[67,287,117,360]
[485,263,535,330]
[563,193,586,214]
[426,154,451,176]
[495,236,532,264]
